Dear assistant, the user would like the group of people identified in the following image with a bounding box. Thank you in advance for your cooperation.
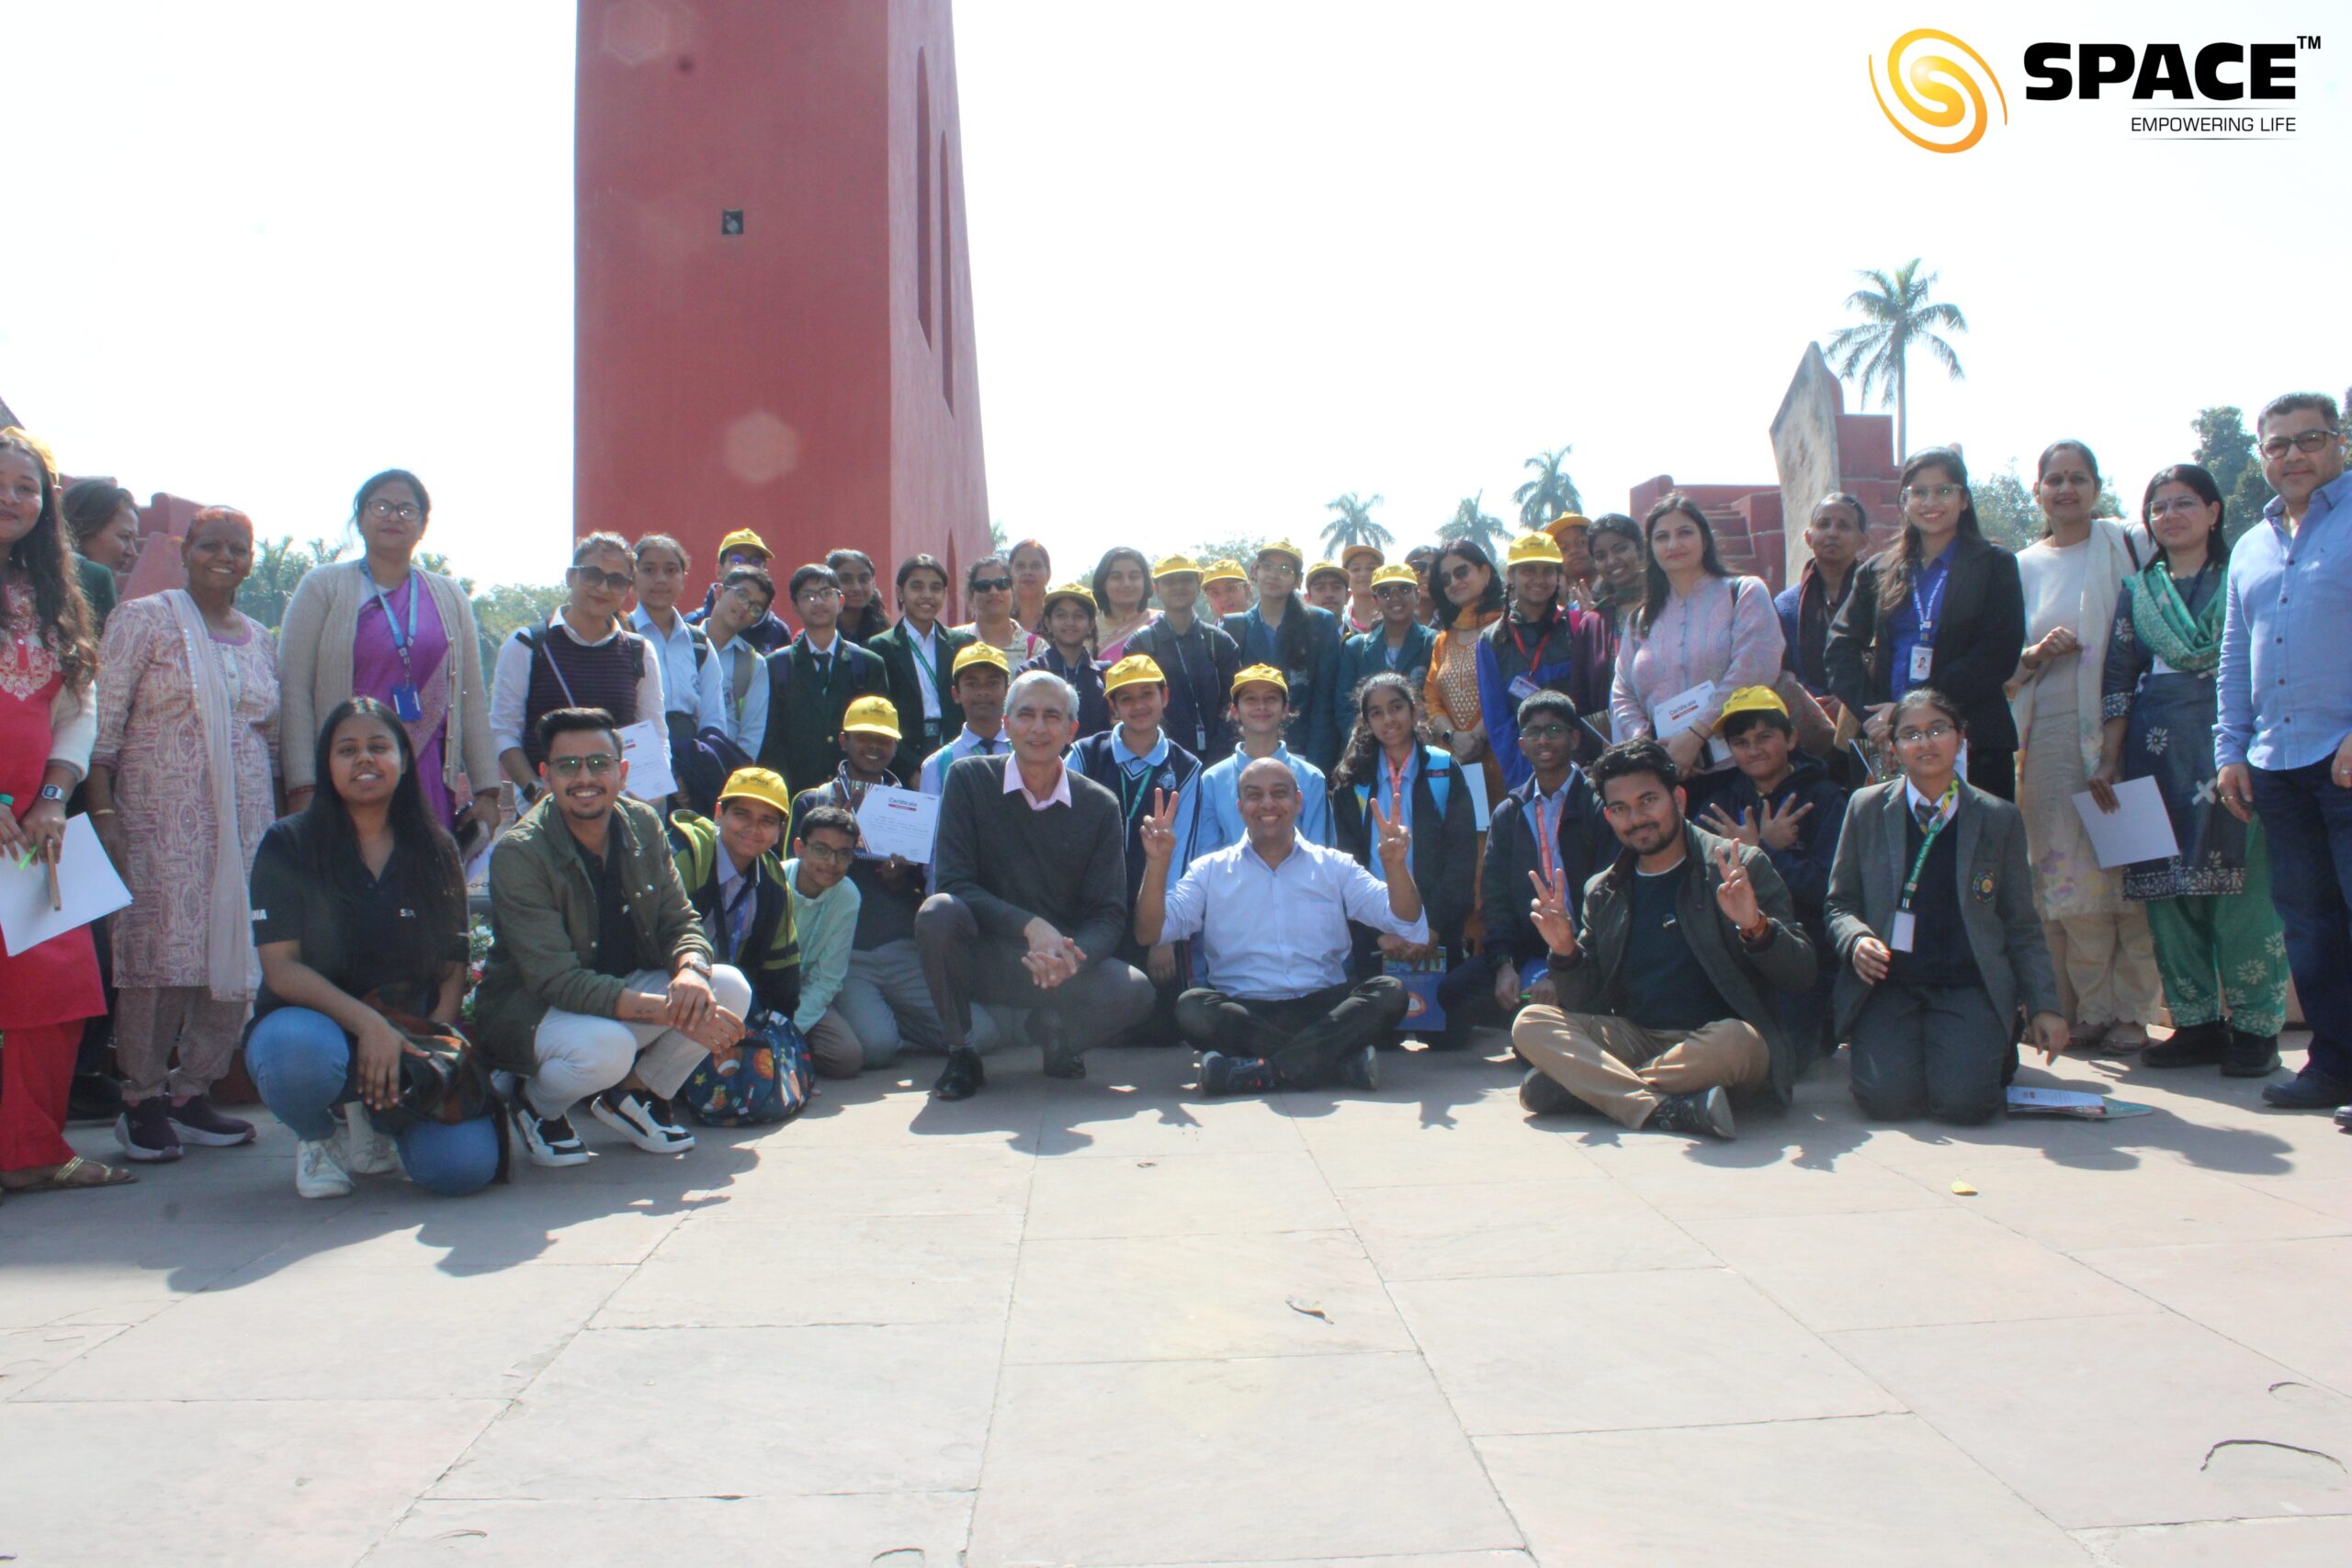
[2,387,2346,1201]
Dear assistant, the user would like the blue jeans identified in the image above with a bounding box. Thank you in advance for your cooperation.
[2250,759,2352,1082]
[245,1007,500,1196]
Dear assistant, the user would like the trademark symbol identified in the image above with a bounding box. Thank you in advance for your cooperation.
[2299,34,2321,49]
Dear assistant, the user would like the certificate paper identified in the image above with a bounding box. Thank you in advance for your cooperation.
[0,816,132,957]
[1651,681,1731,767]
[855,784,940,863]
[2070,776,2179,869]
[619,719,678,802]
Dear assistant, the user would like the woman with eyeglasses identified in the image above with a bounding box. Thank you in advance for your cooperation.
[2087,466,2286,1077]
[1607,494,1784,812]
[279,470,501,844]
[1826,447,2027,800]
[489,530,666,809]
[1826,687,2067,1124]
[953,553,1045,662]
[2004,439,2163,1054]
[1419,540,1508,804]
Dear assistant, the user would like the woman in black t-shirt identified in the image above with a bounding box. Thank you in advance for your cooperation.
[245,698,498,1198]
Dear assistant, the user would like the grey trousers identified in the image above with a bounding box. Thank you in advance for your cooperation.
[1848,982,2007,1125]
[832,938,1019,1069]
[914,894,1153,1055]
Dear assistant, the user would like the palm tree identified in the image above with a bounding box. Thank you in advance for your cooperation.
[1513,446,1582,526]
[1825,258,1967,460]
[1320,492,1393,557]
[1436,491,1506,559]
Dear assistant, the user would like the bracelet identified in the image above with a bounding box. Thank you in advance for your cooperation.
[88,807,116,817]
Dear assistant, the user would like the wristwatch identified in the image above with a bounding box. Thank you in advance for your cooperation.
[38,784,66,804]
[675,953,713,980]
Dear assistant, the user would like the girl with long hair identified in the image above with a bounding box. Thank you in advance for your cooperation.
[1223,541,1343,771]
[1420,539,1507,802]
[1091,545,1158,661]
[1330,672,1476,1009]
[62,476,139,633]
[245,699,500,1197]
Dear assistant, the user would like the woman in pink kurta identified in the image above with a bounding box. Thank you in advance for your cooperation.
[87,509,281,1164]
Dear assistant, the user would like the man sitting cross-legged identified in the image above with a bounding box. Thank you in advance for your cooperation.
[1136,758,1427,1096]
[1512,738,1815,1141]
[474,706,752,1167]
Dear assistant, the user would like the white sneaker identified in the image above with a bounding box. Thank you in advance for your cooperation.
[295,1138,354,1199]
[338,1107,401,1176]
[590,1089,696,1154]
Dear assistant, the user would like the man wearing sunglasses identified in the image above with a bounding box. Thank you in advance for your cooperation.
[2217,390,2352,1111]
[491,531,668,807]
[474,707,752,1167]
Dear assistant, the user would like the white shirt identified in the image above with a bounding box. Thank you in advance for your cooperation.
[631,605,729,734]
[490,613,669,758]
[1904,778,1960,828]
[920,723,1006,795]
[906,622,944,721]
[1158,836,1428,1000]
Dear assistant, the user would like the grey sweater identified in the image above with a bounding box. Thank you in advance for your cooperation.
[933,753,1130,961]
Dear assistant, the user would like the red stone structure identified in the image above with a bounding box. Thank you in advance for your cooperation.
[574,0,989,614]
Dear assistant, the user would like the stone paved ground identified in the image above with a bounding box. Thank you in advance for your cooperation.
[2,1031,2348,1568]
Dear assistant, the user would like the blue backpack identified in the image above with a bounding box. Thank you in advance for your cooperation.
[674,1010,815,1127]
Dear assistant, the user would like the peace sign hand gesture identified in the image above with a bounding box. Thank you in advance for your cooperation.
[1713,842,1764,931]
[1139,788,1181,863]
[1370,794,1413,874]
[1526,860,1579,958]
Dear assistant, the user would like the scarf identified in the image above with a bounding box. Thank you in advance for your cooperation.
[2128,559,2223,674]
[2010,517,2143,775]
[164,590,260,1001]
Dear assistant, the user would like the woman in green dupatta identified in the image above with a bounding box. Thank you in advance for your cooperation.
[2089,464,2286,1077]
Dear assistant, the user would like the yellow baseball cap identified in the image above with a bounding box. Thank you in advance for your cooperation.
[1152,552,1203,579]
[1370,562,1419,590]
[1257,539,1306,570]
[1544,513,1591,542]
[1340,542,1385,569]
[716,766,794,817]
[1041,581,1097,616]
[1306,559,1347,585]
[717,528,772,561]
[1103,654,1166,695]
[842,694,903,739]
[951,642,1009,679]
[1506,533,1566,568]
[1202,558,1248,585]
[1231,662,1288,696]
[1713,685,1790,733]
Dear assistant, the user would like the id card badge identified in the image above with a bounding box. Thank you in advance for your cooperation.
[390,682,424,723]
[1508,674,1542,702]
[1890,911,1917,953]
[1908,644,1934,682]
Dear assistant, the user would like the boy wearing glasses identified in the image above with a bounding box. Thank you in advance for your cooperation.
[475,708,753,1167]
[781,805,866,1081]
[2217,390,2352,1110]
[757,563,888,797]
[491,532,668,807]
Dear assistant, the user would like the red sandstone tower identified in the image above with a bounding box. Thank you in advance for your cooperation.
[575,0,989,611]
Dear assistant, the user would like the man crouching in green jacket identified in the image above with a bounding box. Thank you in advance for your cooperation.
[474,707,752,1168]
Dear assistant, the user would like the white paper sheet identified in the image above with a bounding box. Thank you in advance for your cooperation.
[0,816,133,957]
[855,784,940,863]
[618,718,678,802]
[2070,776,2179,869]
[1462,761,1491,831]
[1651,681,1731,767]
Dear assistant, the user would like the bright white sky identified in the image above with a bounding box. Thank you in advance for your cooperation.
[6,2,2341,589]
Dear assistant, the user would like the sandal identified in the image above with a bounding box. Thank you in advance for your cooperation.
[0,1155,138,1194]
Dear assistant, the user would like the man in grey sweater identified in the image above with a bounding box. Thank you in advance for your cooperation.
[916,670,1155,1100]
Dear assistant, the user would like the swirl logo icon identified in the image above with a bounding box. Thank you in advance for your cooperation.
[1871,28,2008,152]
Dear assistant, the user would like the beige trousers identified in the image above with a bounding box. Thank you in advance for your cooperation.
[115,985,249,1103]
[1511,1007,1770,1129]
[2042,909,2163,1029]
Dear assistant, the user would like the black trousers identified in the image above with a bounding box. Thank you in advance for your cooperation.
[1848,981,2007,1125]
[913,894,1154,1054]
[1174,977,1407,1088]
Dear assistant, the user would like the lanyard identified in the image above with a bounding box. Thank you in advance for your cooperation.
[908,625,944,699]
[1115,751,1159,833]
[1911,562,1950,641]
[1898,783,1961,912]
[367,573,421,682]
[1382,749,1415,832]
[1159,626,1215,750]
[1505,606,1557,671]
[717,864,758,957]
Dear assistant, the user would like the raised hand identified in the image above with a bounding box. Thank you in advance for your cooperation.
[1370,793,1413,874]
[1139,786,1181,863]
[1699,802,1760,848]
[1713,842,1763,931]
[1525,860,1578,957]
[1755,795,1813,852]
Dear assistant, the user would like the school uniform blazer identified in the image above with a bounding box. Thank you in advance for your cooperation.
[1331,622,1437,736]
[868,618,974,779]
[1480,771,1612,972]
[1823,779,2061,1038]
[1823,534,2027,752]
[1329,745,1476,951]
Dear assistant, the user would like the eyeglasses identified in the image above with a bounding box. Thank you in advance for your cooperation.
[2041,471,2096,491]
[2146,496,2211,519]
[571,566,632,592]
[364,500,422,523]
[1902,484,1962,503]
[1894,722,1956,746]
[797,585,843,602]
[1520,723,1572,740]
[970,576,1012,593]
[1374,584,1417,598]
[546,753,618,776]
[798,841,856,865]
[2259,428,2345,459]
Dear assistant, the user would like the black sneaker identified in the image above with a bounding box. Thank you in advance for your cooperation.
[114,1096,184,1163]
[2221,1030,2282,1078]
[1518,1067,1584,1117]
[1334,1044,1379,1092]
[1646,1086,1736,1140]
[166,1094,256,1148]
[507,1097,592,1167]
[1199,1051,1274,1098]
[592,1089,696,1154]
[2141,1021,2226,1069]
[2262,1072,2352,1111]
[1035,1013,1086,1079]
[933,1046,987,1101]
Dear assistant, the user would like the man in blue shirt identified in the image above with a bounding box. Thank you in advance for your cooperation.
[2215,390,2352,1109]
[1136,758,1425,1096]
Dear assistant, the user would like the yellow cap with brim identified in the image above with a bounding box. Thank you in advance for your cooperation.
[1202,558,1248,585]
[1370,562,1419,590]
[1340,543,1385,568]
[717,528,772,560]
[951,642,1009,679]
[1713,685,1790,734]
[1102,654,1166,695]
[1544,513,1591,540]
[1041,581,1097,616]
[1231,662,1288,696]
[1152,553,1202,579]
[1256,539,1306,570]
[1306,559,1347,584]
[716,766,794,817]
[1506,533,1566,568]
[841,694,903,739]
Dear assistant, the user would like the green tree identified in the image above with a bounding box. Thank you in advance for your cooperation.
[1186,531,1266,571]
[1436,491,1506,559]
[236,536,349,630]
[1825,259,1968,460]
[1512,446,1582,526]
[1319,492,1393,557]
[2190,405,2275,543]
[1968,462,2121,553]
[469,581,569,673]
[988,517,1010,552]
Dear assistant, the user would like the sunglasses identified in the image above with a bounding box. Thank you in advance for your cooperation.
[1442,563,1481,583]
[546,753,618,776]
[571,566,632,592]
[970,576,1013,593]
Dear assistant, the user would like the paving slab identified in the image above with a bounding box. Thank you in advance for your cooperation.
[2075,1514,2352,1566]
[2074,1235,2352,1396]
[1340,1177,1713,1280]
[363,1493,977,1566]
[594,1211,1023,1328]
[1024,1149,1347,1240]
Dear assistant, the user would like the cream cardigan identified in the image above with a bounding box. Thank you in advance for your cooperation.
[277,558,497,795]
